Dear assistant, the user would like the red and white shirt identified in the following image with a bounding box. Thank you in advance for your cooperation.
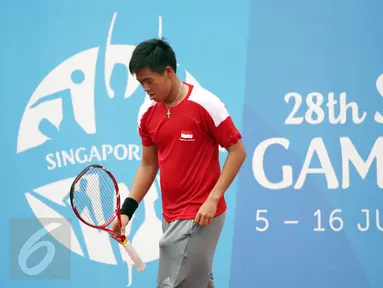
[137,82,242,222]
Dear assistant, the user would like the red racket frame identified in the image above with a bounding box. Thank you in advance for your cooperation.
[69,164,126,244]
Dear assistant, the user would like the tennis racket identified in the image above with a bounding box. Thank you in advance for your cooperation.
[69,164,145,272]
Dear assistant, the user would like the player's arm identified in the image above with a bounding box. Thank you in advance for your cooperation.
[195,136,246,226]
[204,98,246,201]
[120,145,159,219]
[127,145,159,204]
[118,102,159,220]
[207,140,246,203]
[111,144,158,236]
[195,95,246,226]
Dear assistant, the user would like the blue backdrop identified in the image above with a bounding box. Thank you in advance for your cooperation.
[1,0,383,287]
[231,1,383,287]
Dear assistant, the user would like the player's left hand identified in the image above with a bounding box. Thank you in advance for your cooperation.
[194,198,218,226]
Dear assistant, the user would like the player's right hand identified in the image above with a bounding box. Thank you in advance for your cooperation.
[110,215,130,240]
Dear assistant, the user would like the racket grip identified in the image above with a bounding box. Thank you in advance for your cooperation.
[121,238,146,272]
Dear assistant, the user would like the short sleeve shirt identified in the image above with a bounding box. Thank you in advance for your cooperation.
[137,82,242,222]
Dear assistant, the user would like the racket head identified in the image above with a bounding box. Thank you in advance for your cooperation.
[69,164,123,240]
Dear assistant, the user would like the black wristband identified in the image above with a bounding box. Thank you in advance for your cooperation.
[120,197,138,220]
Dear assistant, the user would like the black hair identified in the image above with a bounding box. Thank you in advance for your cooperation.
[129,38,177,75]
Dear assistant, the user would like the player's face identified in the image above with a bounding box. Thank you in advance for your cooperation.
[135,67,173,102]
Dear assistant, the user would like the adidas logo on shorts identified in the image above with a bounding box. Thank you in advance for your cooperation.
[162,277,172,286]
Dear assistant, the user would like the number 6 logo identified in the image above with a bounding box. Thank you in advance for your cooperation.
[18,222,62,276]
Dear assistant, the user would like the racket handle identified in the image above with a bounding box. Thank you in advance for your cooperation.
[121,238,146,272]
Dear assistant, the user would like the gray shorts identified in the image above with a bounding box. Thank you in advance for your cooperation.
[156,212,226,288]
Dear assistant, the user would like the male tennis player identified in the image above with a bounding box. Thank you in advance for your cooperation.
[111,38,246,288]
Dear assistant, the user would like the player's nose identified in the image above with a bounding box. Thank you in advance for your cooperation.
[142,83,151,92]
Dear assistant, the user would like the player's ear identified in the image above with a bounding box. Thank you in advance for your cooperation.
[165,66,174,79]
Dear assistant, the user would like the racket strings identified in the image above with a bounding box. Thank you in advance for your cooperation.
[73,168,117,227]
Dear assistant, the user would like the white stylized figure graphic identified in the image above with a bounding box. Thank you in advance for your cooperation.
[17,12,208,287]
[17,13,202,154]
